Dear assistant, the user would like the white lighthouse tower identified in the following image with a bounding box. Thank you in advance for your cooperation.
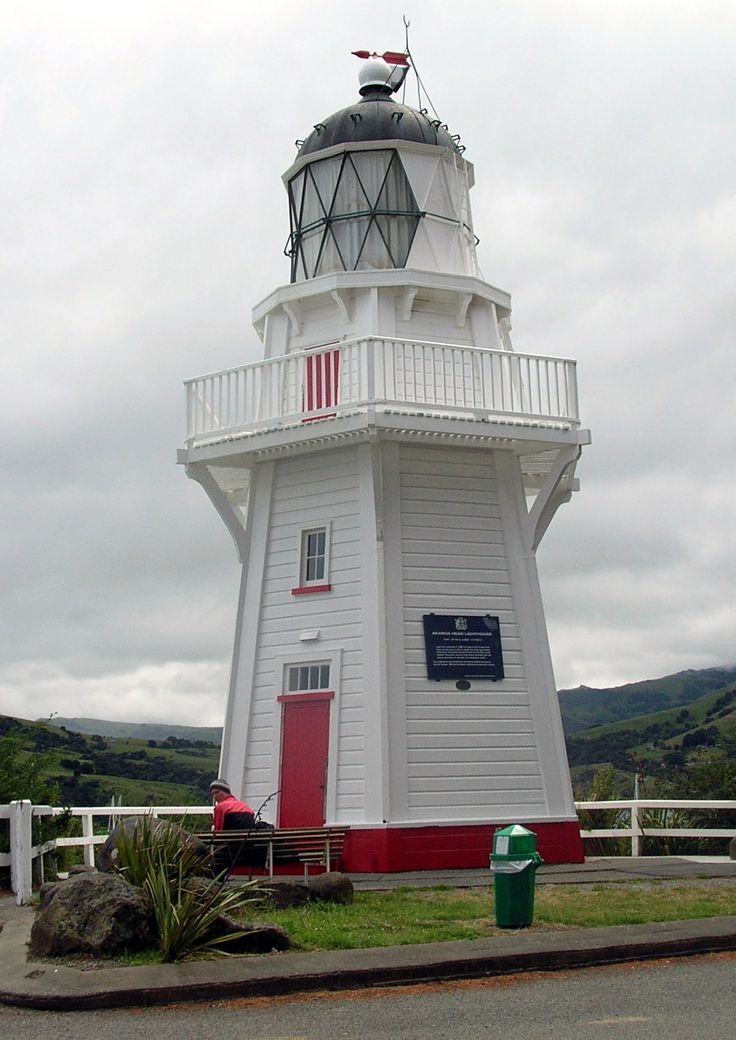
[180,55,590,868]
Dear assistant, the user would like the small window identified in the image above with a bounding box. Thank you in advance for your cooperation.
[287,662,331,693]
[302,528,326,583]
[292,524,332,595]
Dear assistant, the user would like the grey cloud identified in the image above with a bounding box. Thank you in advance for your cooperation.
[3,1,735,721]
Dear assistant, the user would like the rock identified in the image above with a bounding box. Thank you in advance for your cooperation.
[38,880,64,909]
[254,872,354,906]
[307,871,354,905]
[30,872,156,958]
[69,864,97,875]
[729,836,736,861]
[97,816,211,875]
[205,914,291,953]
[256,877,311,908]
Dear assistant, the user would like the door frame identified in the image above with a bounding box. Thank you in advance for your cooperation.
[277,691,334,827]
[271,648,342,824]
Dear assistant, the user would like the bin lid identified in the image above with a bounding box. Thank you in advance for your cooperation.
[490,850,543,868]
[490,853,543,872]
[492,824,538,856]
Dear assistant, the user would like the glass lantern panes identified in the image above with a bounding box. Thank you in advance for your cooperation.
[287,663,331,692]
[288,150,420,281]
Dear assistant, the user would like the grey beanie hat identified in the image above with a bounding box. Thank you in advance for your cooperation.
[209,778,231,793]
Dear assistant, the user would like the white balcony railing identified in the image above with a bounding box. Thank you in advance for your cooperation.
[4,799,735,904]
[185,337,579,446]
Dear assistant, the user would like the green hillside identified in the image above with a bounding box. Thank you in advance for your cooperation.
[566,680,736,779]
[0,714,218,807]
[558,666,736,734]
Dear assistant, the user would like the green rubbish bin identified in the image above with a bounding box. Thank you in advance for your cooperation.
[490,825,544,928]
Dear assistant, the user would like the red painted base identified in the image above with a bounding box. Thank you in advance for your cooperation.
[341,820,584,872]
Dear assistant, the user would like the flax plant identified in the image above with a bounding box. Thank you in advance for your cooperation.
[144,860,259,962]
[114,815,258,962]
[114,815,209,887]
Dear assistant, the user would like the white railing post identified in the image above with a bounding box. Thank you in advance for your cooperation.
[10,800,33,906]
[82,812,95,868]
[630,801,641,856]
[568,360,579,422]
[365,338,376,402]
[186,382,194,440]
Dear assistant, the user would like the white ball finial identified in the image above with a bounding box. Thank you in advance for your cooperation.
[359,56,394,93]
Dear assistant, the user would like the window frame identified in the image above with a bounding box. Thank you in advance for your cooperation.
[282,660,333,698]
[292,522,332,596]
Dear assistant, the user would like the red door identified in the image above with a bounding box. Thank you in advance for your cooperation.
[278,696,331,827]
[302,347,340,420]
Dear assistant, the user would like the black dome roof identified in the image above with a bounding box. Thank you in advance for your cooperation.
[297,86,460,158]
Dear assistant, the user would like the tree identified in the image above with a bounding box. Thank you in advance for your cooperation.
[0,735,58,804]
[0,736,62,872]
[682,726,719,750]
[670,753,736,800]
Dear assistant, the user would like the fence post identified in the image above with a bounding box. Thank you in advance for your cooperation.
[10,800,33,906]
[82,812,95,868]
[631,802,641,856]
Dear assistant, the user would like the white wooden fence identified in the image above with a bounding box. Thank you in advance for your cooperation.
[576,799,736,856]
[1,803,210,905]
[2,799,734,905]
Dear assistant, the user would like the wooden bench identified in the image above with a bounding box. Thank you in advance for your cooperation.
[195,825,349,879]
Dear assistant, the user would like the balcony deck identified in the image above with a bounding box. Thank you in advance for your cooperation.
[184,337,580,451]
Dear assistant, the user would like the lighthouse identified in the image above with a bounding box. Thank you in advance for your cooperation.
[180,54,590,868]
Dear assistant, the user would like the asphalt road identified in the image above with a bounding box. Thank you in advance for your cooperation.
[1,952,734,1039]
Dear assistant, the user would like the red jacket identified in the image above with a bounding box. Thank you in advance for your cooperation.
[213,793,255,831]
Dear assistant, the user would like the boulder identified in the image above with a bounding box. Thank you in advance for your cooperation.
[97,816,211,875]
[30,872,156,957]
[205,914,290,953]
[256,877,311,908]
[255,872,354,907]
[308,871,354,905]
[729,836,736,861]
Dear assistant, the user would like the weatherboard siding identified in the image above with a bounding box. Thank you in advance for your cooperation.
[241,447,366,818]
[398,443,544,817]
[395,296,476,346]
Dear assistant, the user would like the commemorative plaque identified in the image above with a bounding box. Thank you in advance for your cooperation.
[422,614,504,682]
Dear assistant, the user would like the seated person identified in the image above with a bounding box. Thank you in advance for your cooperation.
[209,778,255,831]
[209,779,262,875]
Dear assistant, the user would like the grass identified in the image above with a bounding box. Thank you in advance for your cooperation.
[237,881,736,951]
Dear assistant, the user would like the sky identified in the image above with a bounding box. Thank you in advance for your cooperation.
[3,1,735,726]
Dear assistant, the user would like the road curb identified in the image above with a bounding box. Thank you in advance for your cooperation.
[1,915,735,1011]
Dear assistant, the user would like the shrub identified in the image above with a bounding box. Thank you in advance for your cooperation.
[114,815,258,962]
[576,765,630,856]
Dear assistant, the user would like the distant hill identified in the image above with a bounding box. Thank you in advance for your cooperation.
[40,667,736,755]
[565,679,736,771]
[558,667,736,734]
[47,717,222,745]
